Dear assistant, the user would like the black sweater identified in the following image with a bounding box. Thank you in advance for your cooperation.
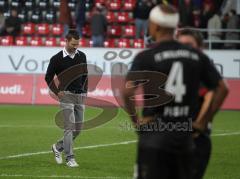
[45,50,88,95]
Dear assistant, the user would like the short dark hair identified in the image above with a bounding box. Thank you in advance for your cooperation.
[177,28,204,47]
[65,30,80,41]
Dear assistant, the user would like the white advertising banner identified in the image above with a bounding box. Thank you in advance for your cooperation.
[0,47,239,78]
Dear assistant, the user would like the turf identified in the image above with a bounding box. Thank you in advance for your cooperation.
[0,105,239,179]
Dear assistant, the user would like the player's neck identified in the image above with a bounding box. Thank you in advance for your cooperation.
[156,33,174,43]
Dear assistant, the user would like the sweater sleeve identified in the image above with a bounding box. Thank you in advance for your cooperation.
[82,53,88,93]
[45,56,60,95]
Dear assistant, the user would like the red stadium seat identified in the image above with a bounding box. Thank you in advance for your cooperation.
[15,36,28,46]
[123,25,136,38]
[117,12,132,23]
[82,25,91,37]
[108,1,121,11]
[51,24,64,36]
[104,39,116,48]
[106,12,117,23]
[95,0,105,3]
[44,37,57,46]
[133,39,144,48]
[59,37,66,47]
[79,38,90,47]
[0,36,14,46]
[36,23,49,35]
[123,0,135,11]
[117,39,131,48]
[107,25,122,37]
[89,40,93,47]
[95,0,105,7]
[22,23,35,35]
[29,37,43,46]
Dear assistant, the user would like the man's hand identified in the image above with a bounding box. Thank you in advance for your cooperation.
[192,120,206,138]
[192,120,206,132]
[138,116,154,125]
[57,91,65,99]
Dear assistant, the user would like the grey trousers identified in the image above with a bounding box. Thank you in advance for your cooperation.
[56,91,85,161]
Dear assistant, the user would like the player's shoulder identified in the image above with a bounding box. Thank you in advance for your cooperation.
[50,51,63,61]
[177,41,210,62]
[77,50,86,56]
[130,48,155,71]
[132,48,153,64]
[77,50,87,62]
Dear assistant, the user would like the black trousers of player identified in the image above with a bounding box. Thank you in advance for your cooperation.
[135,145,193,179]
[193,133,212,179]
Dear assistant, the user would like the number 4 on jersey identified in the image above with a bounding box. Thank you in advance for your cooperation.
[165,62,186,103]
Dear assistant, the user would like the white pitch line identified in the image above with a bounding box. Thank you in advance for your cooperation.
[0,174,130,179]
[0,131,240,161]
[0,140,137,160]
[0,125,56,128]
[0,125,120,129]
[212,131,240,136]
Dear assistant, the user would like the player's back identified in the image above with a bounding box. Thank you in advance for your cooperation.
[136,40,211,121]
[130,40,220,152]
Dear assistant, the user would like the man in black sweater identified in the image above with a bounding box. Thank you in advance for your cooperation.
[45,30,88,168]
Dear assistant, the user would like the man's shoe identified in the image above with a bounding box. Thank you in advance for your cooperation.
[52,144,63,164]
[66,158,79,168]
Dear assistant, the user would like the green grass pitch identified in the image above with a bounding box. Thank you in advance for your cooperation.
[0,105,239,179]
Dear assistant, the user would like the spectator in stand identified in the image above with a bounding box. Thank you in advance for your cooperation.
[207,11,222,49]
[193,0,203,10]
[0,9,21,39]
[193,8,201,28]
[192,0,203,28]
[75,0,86,38]
[59,0,73,37]
[225,9,240,49]
[90,7,107,47]
[96,3,107,16]
[179,0,194,27]
[133,0,154,38]
[212,0,223,13]
[221,0,240,17]
[221,13,229,41]
[200,1,214,38]
[0,10,5,34]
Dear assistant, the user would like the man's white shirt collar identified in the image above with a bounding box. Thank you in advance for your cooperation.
[63,47,78,59]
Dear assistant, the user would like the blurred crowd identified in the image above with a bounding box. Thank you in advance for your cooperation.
[0,0,239,49]
[84,0,240,49]
[133,0,240,49]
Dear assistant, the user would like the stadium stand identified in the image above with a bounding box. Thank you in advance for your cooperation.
[0,0,237,48]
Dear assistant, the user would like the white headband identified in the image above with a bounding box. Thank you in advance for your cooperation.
[149,5,179,28]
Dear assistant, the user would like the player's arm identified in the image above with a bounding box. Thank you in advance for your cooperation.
[45,57,60,96]
[81,52,88,94]
[195,55,229,131]
[195,90,214,124]
[194,80,228,132]
[122,81,138,124]
[121,52,147,125]
[206,80,229,122]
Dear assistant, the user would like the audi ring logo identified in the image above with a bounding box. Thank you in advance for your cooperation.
[103,49,133,61]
